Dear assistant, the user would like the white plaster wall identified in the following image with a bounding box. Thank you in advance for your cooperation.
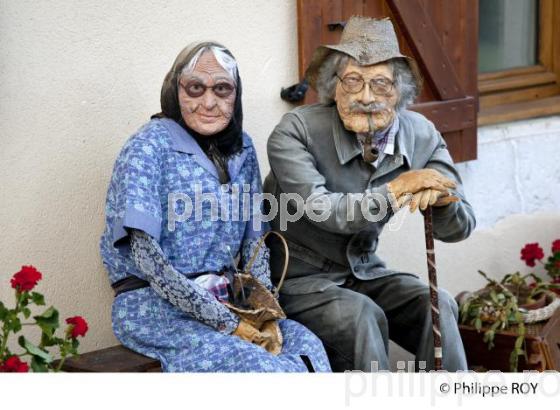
[0,0,299,353]
[1,1,558,357]
[457,116,560,230]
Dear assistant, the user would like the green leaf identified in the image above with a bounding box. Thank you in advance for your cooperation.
[33,306,59,338]
[489,321,501,332]
[514,334,525,350]
[31,292,45,306]
[18,335,53,363]
[8,312,22,333]
[474,318,482,331]
[483,330,494,343]
[22,307,31,319]
[509,350,519,372]
[0,302,8,321]
[19,292,29,307]
[40,332,60,348]
[30,356,49,373]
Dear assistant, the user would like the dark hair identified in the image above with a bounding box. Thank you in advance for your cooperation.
[152,41,243,156]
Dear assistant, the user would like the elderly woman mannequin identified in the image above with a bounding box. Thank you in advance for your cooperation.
[99,42,331,372]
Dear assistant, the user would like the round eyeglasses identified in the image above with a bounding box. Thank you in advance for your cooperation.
[335,74,394,96]
[180,80,236,98]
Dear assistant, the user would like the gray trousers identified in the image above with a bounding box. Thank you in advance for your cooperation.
[278,273,468,372]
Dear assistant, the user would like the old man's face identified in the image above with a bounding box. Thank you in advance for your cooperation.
[335,60,399,133]
[178,51,236,136]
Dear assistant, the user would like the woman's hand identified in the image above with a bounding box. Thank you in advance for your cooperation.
[257,321,283,355]
[232,319,283,355]
[232,320,262,343]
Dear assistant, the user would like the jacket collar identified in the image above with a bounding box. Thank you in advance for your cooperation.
[161,118,252,153]
[332,107,412,167]
[332,108,362,165]
[159,118,252,181]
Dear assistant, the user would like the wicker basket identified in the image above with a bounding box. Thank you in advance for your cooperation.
[521,293,560,323]
[224,273,286,328]
[223,231,290,355]
[457,287,560,324]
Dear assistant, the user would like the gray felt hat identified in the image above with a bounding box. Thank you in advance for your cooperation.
[305,16,421,91]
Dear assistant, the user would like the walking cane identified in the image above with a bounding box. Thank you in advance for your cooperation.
[421,205,443,371]
[420,194,460,370]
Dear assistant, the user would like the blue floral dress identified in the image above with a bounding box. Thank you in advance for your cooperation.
[99,118,331,372]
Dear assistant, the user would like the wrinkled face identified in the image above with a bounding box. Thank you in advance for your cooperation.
[178,51,236,136]
[335,60,399,133]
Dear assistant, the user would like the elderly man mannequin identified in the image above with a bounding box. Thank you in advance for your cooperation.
[263,16,476,372]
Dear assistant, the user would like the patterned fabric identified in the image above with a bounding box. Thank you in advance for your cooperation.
[240,236,274,292]
[357,115,399,167]
[193,273,230,303]
[112,286,332,372]
[101,118,331,372]
[100,118,265,285]
[129,229,238,333]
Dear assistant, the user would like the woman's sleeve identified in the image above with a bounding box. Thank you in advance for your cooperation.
[240,236,274,291]
[110,131,165,247]
[129,229,240,334]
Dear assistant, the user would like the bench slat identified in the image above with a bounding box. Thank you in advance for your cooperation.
[59,345,161,372]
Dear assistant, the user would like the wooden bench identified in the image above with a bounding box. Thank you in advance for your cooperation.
[61,308,560,372]
[58,345,161,372]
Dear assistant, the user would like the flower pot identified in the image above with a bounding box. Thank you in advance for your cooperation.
[519,293,548,310]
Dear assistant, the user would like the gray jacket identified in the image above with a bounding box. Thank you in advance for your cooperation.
[263,103,476,295]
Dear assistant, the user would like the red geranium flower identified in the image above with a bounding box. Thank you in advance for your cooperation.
[65,316,89,338]
[520,243,544,267]
[10,265,42,292]
[552,239,560,254]
[0,356,30,372]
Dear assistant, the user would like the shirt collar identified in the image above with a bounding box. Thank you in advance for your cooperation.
[381,114,398,156]
[356,115,399,156]
[158,118,252,181]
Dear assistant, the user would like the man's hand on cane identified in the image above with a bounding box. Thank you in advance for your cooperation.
[399,189,460,212]
[387,169,459,212]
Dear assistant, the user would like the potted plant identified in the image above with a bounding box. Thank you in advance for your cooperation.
[458,239,560,371]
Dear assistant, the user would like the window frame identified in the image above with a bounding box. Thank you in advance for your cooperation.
[478,0,560,125]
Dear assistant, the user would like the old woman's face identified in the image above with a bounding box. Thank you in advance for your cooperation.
[178,51,236,136]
